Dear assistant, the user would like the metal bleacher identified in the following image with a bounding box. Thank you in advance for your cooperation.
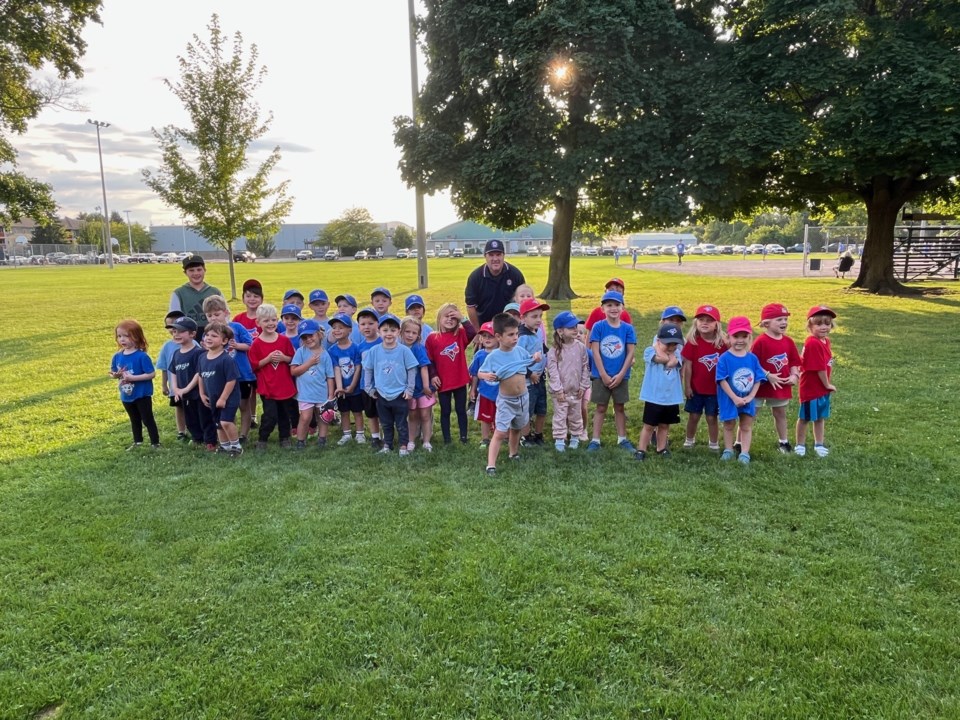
[894,217,960,282]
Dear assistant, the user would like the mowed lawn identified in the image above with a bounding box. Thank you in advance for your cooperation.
[2,258,959,719]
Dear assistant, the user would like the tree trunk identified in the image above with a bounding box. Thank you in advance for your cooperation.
[851,176,918,295]
[540,195,578,300]
[227,240,237,300]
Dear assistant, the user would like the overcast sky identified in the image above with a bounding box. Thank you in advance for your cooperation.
[15,1,462,230]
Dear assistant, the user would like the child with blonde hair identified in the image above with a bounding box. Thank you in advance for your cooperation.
[248,304,297,449]
[425,302,476,444]
[681,304,727,450]
[546,311,590,452]
[400,315,435,452]
[796,306,838,457]
[110,319,159,449]
[752,303,802,454]
[290,320,335,449]
[513,283,547,344]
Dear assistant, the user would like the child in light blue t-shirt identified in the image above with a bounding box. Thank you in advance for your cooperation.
[362,314,419,455]
[291,320,335,449]
[635,324,685,460]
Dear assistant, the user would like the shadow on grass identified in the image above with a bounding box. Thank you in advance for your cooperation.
[0,376,108,415]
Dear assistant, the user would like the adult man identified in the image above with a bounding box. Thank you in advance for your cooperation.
[465,239,526,327]
[170,255,222,332]
[676,241,685,266]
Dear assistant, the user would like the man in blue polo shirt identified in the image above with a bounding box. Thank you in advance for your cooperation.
[465,239,526,327]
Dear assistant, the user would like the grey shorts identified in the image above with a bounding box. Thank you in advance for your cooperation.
[591,376,630,406]
[757,397,790,408]
[495,393,529,433]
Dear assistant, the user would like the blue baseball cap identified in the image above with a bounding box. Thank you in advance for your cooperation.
[329,312,353,328]
[309,289,329,303]
[405,294,425,311]
[661,305,687,321]
[280,304,302,319]
[283,289,304,302]
[378,313,401,327]
[334,293,357,308]
[356,306,379,321]
[371,286,392,300]
[504,302,521,314]
[297,319,322,336]
[552,311,580,330]
[601,290,624,305]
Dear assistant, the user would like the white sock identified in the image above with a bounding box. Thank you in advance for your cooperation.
[617,436,627,444]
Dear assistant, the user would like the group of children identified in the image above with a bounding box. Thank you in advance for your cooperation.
[110,274,838,472]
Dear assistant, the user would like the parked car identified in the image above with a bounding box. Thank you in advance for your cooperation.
[731,245,746,255]
[701,243,719,255]
[130,253,157,263]
[232,250,256,262]
[176,251,193,262]
[371,249,384,259]
[746,244,765,254]
[395,249,410,259]
[785,243,808,253]
[410,249,419,259]
[158,252,179,263]
[45,252,66,263]
[540,245,551,256]
[526,246,539,256]
[718,245,734,255]
[571,246,584,256]
[600,246,616,256]
[437,249,451,258]
[764,244,786,255]
[452,247,464,258]
[354,250,368,261]
[296,249,314,261]
[660,245,676,255]
[425,250,436,258]
[642,246,660,256]
[324,249,339,261]
[690,245,704,255]
[584,246,599,256]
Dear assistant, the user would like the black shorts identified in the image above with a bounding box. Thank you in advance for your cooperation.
[239,380,256,400]
[338,393,364,413]
[643,401,681,427]
[362,392,379,419]
[168,395,181,407]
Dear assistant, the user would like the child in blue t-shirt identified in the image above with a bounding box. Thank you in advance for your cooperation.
[401,315,435,452]
[716,316,770,465]
[157,309,189,441]
[111,319,159,448]
[281,304,303,350]
[587,291,637,452]
[469,322,500,447]
[291,319,335,449]
[203,295,256,443]
[362,314,419,455]
[328,313,365,445]
[635,324,685,460]
[356,307,384,448]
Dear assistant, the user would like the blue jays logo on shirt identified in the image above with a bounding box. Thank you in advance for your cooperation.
[600,335,625,359]
[383,363,395,375]
[440,341,460,362]
[732,367,756,394]
[765,352,789,372]
[338,357,355,378]
[699,352,719,372]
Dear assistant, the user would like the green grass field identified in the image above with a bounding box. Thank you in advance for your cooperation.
[3,259,959,719]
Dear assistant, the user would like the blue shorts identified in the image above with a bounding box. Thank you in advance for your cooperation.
[684,393,718,417]
[799,395,831,422]
[527,379,548,417]
[212,404,239,426]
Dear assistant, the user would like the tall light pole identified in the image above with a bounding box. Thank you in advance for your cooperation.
[408,0,428,289]
[124,210,134,255]
[88,119,114,270]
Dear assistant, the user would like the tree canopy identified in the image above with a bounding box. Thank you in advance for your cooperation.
[0,1,102,225]
[142,14,292,298]
[319,207,385,256]
[391,224,414,250]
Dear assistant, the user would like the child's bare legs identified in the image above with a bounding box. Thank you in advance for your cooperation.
[487,429,508,468]
[638,424,655,453]
[239,402,251,439]
[797,418,826,447]
[219,421,239,443]
[592,404,607,440]
[771,405,789,442]
[175,405,187,434]
[812,418,826,445]
[352,411,364,435]
[685,412,701,442]
[705,414,719,445]
[533,413,546,435]
[296,409,314,441]
[480,420,491,441]
[420,406,434,447]
[368,417,380,437]
[408,410,421,449]
[508,427,521,456]
[613,403,627,438]
[738,415,754,454]
[722,419,738,450]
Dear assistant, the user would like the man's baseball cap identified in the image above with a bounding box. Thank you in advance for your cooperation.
[297,319,322,337]
[519,298,550,316]
[356,306,379,321]
[378,313,401,327]
[309,289,329,304]
[405,294,425,311]
[727,316,754,336]
[280,304,302,319]
[329,312,353,328]
[807,305,837,319]
[694,304,721,322]
[479,322,495,335]
[504,302,521,314]
[661,305,687,321]
[371,286,392,299]
[182,255,204,269]
[334,294,358,308]
[552,311,579,330]
[170,317,198,333]
[760,303,790,321]
[605,277,625,290]
[601,290,624,305]
[242,278,263,296]
[283,289,304,302]
[484,239,505,254]
[656,324,684,344]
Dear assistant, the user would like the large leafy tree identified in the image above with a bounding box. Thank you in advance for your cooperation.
[319,207,385,256]
[395,0,712,299]
[143,15,292,298]
[705,0,960,294]
[0,1,102,225]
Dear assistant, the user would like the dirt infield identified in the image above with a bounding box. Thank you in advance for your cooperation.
[630,257,840,279]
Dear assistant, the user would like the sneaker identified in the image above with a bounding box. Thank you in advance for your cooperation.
[738,452,751,465]
[508,454,521,462]
[378,446,392,455]
[683,438,696,448]
[720,449,734,461]
[126,442,143,451]
[618,439,637,453]
[250,418,259,429]
[177,432,189,442]
[814,445,830,458]
[533,432,545,446]
[338,434,353,446]
[634,450,647,461]
[794,445,807,457]
[708,442,721,451]
[371,438,384,450]
[228,446,244,458]
[485,466,497,476]
[355,434,366,444]
[317,437,327,448]
[255,441,268,451]
[778,441,792,454]
[279,439,292,449]
[555,440,566,453]
[478,440,489,449]
[151,443,162,450]
[521,433,536,448]
[422,443,433,452]
[657,449,671,458]
[586,440,601,452]
[205,443,218,452]
[295,440,306,450]
[569,439,580,450]
[460,436,469,445]
[399,448,409,457]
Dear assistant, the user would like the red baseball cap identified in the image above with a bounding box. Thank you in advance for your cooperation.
[727,316,754,336]
[518,298,550,316]
[605,277,625,290]
[479,322,495,335]
[807,305,837,319]
[694,304,721,322]
[760,303,790,321]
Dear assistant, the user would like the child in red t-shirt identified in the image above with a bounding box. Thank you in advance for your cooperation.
[681,304,728,450]
[795,306,837,458]
[752,303,802,454]
[248,304,297,448]
[425,303,476,444]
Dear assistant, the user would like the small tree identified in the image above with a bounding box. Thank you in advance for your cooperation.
[245,230,276,258]
[319,207,384,256]
[143,14,292,298]
[391,225,414,250]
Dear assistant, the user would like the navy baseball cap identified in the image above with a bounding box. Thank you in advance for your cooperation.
[657,324,684,344]
[283,289,304,302]
[280,304,302,319]
[371,287,392,299]
[334,294,358,308]
[329,312,353,328]
[309,289,329,303]
[405,294,425,311]
[378,313,401,327]
[661,305,687,321]
[484,239,505,254]
[170,317,198,332]
[297,319,322,336]
[552,311,579,330]
[601,290,624,305]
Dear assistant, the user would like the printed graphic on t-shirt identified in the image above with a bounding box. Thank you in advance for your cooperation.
[599,335,625,360]
[440,341,460,362]
[731,367,756,394]
[338,357,355,379]
[765,352,789,372]
[698,352,719,371]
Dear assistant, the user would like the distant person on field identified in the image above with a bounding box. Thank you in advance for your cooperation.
[834,252,855,278]
[170,255,221,332]
[676,241,685,265]
[795,306,837,458]
[110,319,159,449]
[631,247,638,270]
[614,246,621,265]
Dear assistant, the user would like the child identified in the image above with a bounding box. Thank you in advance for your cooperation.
[478,313,542,475]
[168,316,216,449]
[715,316,770,465]
[752,303,802,453]
[584,278,634,330]
[197,321,243,456]
[504,302,521,320]
[518,297,550,446]
[110,319,160,449]
[170,255,221,332]
[248,304,297,449]
[356,307,384,448]
[546,311,590,452]
[334,293,364,344]
[291,319,335,449]
[232,278,263,339]
[283,289,305,310]
[587,290,637,452]
[795,306,837,457]
[513,284,547,344]
[577,320,591,442]
[425,302,476,444]
[404,295,434,341]
[468,322,500,447]
[681,305,727,450]
[280,304,303,350]
[328,313,366,444]
[203,295,257,443]
[233,278,262,433]
[370,287,393,318]
[156,309,190,441]
[635,324,685,460]
[400,315,435,452]
[362,314,419,455]
[307,289,333,346]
